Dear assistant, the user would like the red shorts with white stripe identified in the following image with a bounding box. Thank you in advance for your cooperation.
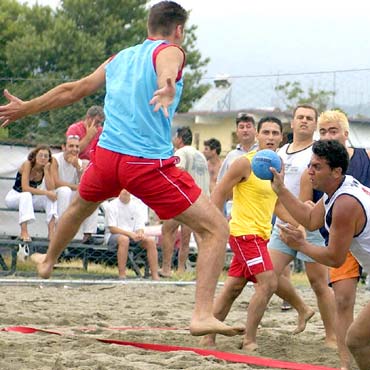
[228,235,273,282]
[79,146,201,219]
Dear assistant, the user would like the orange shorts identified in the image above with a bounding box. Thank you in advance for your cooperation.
[329,252,361,285]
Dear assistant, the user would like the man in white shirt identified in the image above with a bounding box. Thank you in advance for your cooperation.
[160,126,210,277]
[105,189,159,280]
[51,135,98,243]
[217,112,258,182]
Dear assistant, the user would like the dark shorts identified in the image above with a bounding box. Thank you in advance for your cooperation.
[79,146,201,219]
[107,234,140,252]
[228,234,273,283]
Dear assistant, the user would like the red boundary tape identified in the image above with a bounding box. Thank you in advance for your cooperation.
[1,326,338,370]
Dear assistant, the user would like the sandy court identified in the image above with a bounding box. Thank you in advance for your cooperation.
[0,280,368,370]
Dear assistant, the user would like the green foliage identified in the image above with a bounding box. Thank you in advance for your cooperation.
[179,24,211,112]
[275,81,335,113]
[0,0,209,145]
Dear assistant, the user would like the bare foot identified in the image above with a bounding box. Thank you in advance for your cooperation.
[324,337,338,349]
[158,270,172,278]
[30,253,53,279]
[199,334,216,347]
[241,340,259,353]
[293,307,315,334]
[30,252,46,264]
[190,316,245,337]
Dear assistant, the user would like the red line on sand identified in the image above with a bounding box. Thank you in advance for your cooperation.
[2,326,338,370]
[1,326,62,335]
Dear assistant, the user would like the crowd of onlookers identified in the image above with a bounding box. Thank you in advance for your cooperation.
[3,105,226,281]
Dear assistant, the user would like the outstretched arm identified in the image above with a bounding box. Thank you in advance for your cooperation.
[0,60,108,127]
[271,167,324,230]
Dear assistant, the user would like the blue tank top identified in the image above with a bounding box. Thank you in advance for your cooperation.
[99,39,184,159]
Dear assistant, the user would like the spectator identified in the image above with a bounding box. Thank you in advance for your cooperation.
[51,135,99,244]
[104,189,160,280]
[217,113,258,182]
[65,105,104,160]
[203,137,222,193]
[5,144,58,242]
[160,126,209,277]
[217,112,258,219]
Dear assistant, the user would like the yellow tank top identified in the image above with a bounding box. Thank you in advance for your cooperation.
[229,151,277,239]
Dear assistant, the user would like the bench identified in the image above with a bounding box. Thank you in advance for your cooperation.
[0,236,150,278]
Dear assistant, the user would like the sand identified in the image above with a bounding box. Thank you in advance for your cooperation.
[0,279,368,370]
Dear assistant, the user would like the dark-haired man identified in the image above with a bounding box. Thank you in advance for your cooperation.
[0,1,242,337]
[203,137,222,193]
[272,140,370,370]
[201,117,287,351]
[217,113,258,182]
[66,105,104,161]
[268,105,336,345]
[300,110,370,369]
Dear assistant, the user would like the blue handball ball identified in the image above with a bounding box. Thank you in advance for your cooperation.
[251,149,282,180]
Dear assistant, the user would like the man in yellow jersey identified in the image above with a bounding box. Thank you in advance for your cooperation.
[201,117,293,352]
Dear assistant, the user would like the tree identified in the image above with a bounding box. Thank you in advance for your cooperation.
[0,0,210,144]
[275,81,335,113]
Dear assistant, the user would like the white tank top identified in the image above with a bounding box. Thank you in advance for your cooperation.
[323,175,370,273]
[53,152,81,185]
[275,143,313,224]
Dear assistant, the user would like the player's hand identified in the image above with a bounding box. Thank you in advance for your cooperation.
[304,200,315,209]
[277,223,305,250]
[0,90,26,128]
[270,164,285,195]
[149,78,175,118]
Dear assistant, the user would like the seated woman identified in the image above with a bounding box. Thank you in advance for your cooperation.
[5,144,58,242]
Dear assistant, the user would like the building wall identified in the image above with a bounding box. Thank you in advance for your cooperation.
[173,112,292,157]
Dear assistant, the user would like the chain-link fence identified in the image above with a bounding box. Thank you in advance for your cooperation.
[0,77,105,147]
[1,68,370,280]
[2,68,370,147]
[199,68,370,116]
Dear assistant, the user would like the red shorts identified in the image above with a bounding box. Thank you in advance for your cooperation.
[228,235,273,283]
[79,146,201,219]
[329,252,361,284]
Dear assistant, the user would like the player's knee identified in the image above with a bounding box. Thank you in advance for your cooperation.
[335,294,355,312]
[214,215,229,241]
[346,326,363,352]
[257,273,278,295]
[308,278,326,294]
